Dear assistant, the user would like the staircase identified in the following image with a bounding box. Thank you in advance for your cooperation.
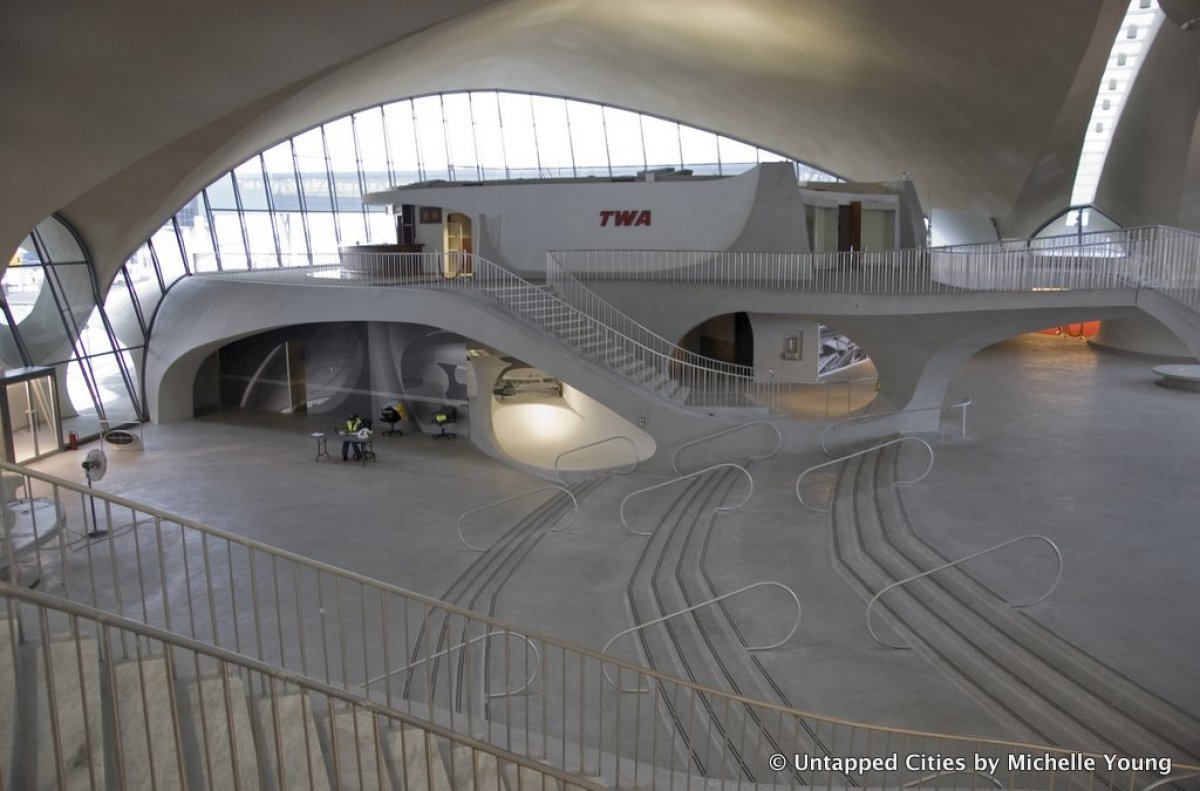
[0,592,607,791]
[479,283,693,405]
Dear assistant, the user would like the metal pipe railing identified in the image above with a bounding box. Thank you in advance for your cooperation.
[0,582,608,791]
[820,398,972,456]
[670,420,782,475]
[619,463,753,536]
[456,485,579,551]
[795,437,935,512]
[601,581,801,692]
[865,534,1064,650]
[553,435,639,484]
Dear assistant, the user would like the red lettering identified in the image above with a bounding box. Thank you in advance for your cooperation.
[635,210,651,226]
[599,210,615,226]
[600,209,652,227]
[615,210,639,226]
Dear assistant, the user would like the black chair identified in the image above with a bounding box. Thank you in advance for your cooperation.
[380,405,403,436]
[432,406,457,439]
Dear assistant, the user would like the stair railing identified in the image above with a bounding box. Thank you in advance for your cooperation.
[796,436,934,512]
[553,435,639,484]
[820,398,972,456]
[601,580,801,692]
[0,582,608,791]
[456,485,579,551]
[670,420,782,475]
[620,463,753,536]
[865,534,1064,649]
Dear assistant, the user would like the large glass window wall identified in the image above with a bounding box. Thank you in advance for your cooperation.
[6,91,839,433]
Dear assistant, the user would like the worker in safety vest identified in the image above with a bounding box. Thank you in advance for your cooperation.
[342,414,364,460]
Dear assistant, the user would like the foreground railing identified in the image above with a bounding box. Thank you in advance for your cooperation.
[0,582,605,791]
[3,460,1196,789]
[620,463,753,536]
[670,419,782,474]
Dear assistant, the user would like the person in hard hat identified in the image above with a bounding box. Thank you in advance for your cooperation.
[342,413,364,461]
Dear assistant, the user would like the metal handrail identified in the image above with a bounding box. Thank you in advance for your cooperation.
[602,581,801,692]
[553,434,639,484]
[620,463,753,536]
[670,420,782,475]
[1142,772,1200,790]
[356,627,541,699]
[456,485,579,551]
[866,534,1064,650]
[821,398,972,456]
[796,436,934,512]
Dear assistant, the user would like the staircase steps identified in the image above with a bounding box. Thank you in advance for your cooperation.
[390,726,453,791]
[30,633,103,791]
[186,673,261,791]
[326,708,390,790]
[255,690,331,791]
[111,655,185,791]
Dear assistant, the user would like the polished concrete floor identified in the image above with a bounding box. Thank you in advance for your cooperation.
[22,333,1200,746]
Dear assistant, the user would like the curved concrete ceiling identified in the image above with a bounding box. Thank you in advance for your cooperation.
[0,0,1149,286]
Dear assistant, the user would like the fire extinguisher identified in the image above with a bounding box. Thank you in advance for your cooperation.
[68,431,78,451]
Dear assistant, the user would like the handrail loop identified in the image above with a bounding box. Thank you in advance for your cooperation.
[457,485,579,551]
[670,420,782,475]
[357,627,541,698]
[620,463,754,536]
[553,435,639,484]
[796,437,934,512]
[602,581,801,692]
[1142,773,1200,791]
[821,398,972,456]
[866,534,1064,650]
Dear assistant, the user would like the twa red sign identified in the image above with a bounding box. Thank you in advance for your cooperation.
[600,210,652,227]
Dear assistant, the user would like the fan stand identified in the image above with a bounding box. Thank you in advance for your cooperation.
[82,461,106,538]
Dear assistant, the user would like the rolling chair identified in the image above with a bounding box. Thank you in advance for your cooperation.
[432,406,457,439]
[380,404,405,436]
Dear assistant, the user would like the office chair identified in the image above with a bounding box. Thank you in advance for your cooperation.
[380,405,404,436]
[432,406,457,439]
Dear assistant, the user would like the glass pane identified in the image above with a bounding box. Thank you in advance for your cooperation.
[151,222,186,284]
[263,140,302,212]
[293,127,333,211]
[498,93,539,177]
[233,158,269,210]
[679,126,720,173]
[531,95,573,177]
[177,196,217,272]
[103,268,145,347]
[8,378,58,462]
[212,211,247,267]
[124,242,158,292]
[566,101,609,175]
[413,95,450,181]
[243,213,277,265]
[442,93,479,180]
[306,213,338,258]
[641,115,683,170]
[355,109,393,194]
[603,106,644,175]
[4,236,45,322]
[205,172,239,210]
[383,99,422,184]
[273,211,309,263]
[323,116,359,179]
[337,211,368,247]
[35,216,85,263]
[471,92,506,180]
[718,136,761,173]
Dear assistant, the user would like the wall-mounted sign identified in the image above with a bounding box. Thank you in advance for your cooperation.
[600,210,652,227]
[419,206,442,224]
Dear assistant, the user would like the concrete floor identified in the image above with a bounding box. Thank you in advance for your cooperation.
[21,332,1200,746]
